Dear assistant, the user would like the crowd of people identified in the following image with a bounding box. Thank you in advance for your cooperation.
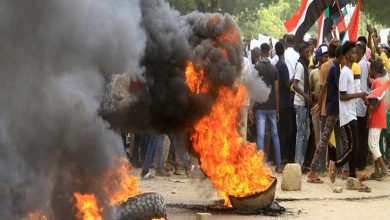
[123,25,390,184]
[123,132,198,179]
[242,24,390,183]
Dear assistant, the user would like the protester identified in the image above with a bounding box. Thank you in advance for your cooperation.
[275,41,295,164]
[285,34,300,80]
[315,39,347,176]
[329,41,367,182]
[253,43,282,173]
[367,24,390,73]
[130,133,149,168]
[309,44,329,175]
[141,135,170,179]
[293,43,312,169]
[307,46,343,183]
[355,41,370,170]
[367,59,389,179]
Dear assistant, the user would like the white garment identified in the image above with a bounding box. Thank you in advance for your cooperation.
[368,128,382,159]
[356,58,369,117]
[339,66,357,127]
[285,47,299,80]
[269,54,279,66]
[241,57,254,106]
[293,62,305,106]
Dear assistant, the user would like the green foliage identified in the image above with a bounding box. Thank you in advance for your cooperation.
[168,0,388,41]
[168,0,277,14]
[234,0,300,39]
[357,0,390,26]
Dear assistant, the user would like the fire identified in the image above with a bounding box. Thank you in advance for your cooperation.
[73,193,102,220]
[105,158,142,206]
[218,27,240,46]
[190,85,274,205]
[185,61,208,94]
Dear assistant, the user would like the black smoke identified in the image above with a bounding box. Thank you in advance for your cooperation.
[0,0,268,219]
[0,0,145,219]
[107,0,244,133]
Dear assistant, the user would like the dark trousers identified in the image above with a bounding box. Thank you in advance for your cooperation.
[131,134,148,165]
[303,116,316,168]
[278,106,296,164]
[357,116,368,169]
[338,120,358,178]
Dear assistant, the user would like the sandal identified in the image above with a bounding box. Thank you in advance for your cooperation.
[377,172,389,181]
[369,172,384,181]
[307,177,324,184]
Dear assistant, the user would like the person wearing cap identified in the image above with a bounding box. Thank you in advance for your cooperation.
[309,44,329,176]
[308,45,343,183]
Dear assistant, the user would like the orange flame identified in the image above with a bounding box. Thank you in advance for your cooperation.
[105,158,142,206]
[185,61,208,94]
[189,84,274,205]
[73,193,102,220]
[218,27,240,46]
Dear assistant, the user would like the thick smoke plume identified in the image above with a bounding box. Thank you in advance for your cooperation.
[0,0,270,219]
[109,0,245,133]
[0,0,145,218]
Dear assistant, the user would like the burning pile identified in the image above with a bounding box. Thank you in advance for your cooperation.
[190,85,275,206]
[0,0,273,219]
[184,13,275,206]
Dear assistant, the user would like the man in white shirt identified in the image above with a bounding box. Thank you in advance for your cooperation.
[292,43,312,167]
[329,41,367,182]
[285,34,300,80]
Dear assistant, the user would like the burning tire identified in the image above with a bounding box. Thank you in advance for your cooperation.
[116,192,166,220]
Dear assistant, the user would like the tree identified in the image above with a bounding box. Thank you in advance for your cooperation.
[234,0,300,39]
[168,0,277,15]
[359,0,390,27]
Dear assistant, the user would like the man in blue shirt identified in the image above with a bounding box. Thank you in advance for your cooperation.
[307,46,343,183]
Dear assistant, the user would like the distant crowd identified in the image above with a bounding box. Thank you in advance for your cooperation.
[123,25,390,184]
[241,24,390,183]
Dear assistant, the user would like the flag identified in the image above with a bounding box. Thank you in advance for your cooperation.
[317,10,333,47]
[368,81,390,98]
[317,0,350,46]
[367,80,390,107]
[342,0,361,42]
[285,0,334,43]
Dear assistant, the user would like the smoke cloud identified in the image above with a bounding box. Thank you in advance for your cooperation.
[0,0,145,218]
[108,1,246,133]
[0,0,270,218]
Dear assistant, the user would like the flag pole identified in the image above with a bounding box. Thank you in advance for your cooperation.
[335,0,347,31]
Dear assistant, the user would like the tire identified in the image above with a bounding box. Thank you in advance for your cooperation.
[116,192,167,220]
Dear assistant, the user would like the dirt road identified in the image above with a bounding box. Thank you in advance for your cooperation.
[132,165,390,220]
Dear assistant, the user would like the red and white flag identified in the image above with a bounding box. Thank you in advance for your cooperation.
[342,0,361,42]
